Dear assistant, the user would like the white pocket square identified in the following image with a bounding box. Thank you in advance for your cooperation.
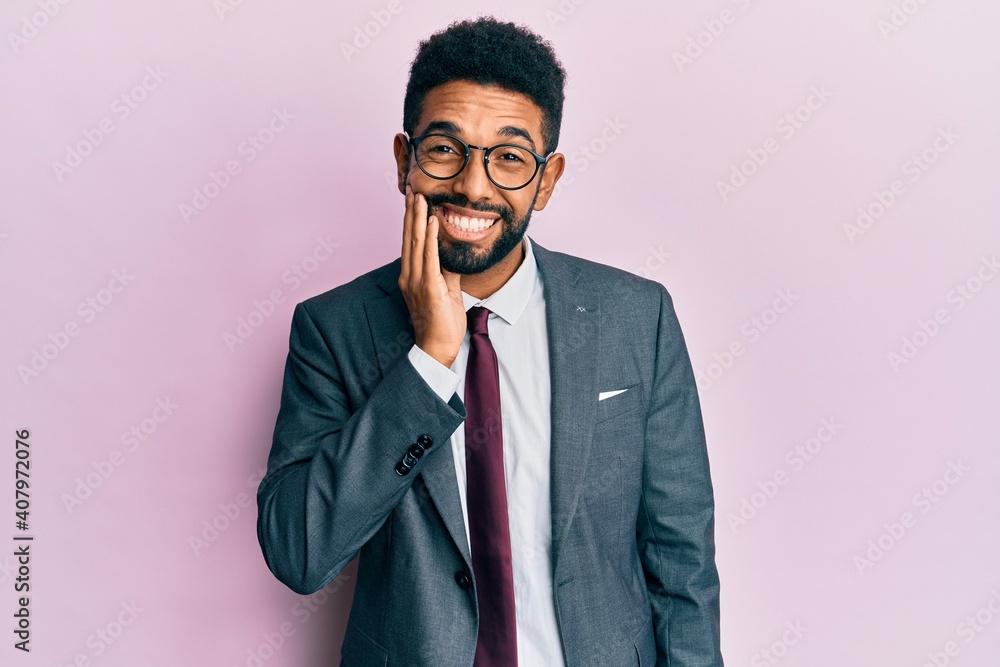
[598,389,628,401]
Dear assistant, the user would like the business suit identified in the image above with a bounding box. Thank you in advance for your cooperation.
[256,235,723,666]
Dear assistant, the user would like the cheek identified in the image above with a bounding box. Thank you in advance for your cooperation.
[507,196,532,218]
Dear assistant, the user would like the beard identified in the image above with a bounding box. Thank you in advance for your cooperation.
[423,183,541,275]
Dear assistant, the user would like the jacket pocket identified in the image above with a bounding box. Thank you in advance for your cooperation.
[632,615,657,667]
[596,383,644,424]
[341,620,388,667]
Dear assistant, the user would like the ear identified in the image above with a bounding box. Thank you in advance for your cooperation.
[531,152,566,211]
[392,133,411,195]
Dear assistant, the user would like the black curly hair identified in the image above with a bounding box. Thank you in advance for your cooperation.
[403,16,567,155]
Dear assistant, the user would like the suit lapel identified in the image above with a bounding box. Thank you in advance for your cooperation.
[531,239,601,576]
[364,236,601,578]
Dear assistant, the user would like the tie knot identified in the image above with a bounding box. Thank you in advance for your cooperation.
[467,306,491,335]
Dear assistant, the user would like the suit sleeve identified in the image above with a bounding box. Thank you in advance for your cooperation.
[256,301,467,594]
[638,284,724,666]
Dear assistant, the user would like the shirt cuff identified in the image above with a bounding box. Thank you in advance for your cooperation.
[408,344,460,402]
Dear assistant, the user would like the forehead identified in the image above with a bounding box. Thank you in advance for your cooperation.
[416,80,544,147]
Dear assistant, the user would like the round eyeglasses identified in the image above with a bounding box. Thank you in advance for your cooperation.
[407,132,551,191]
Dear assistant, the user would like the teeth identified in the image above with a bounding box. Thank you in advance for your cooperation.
[443,209,495,233]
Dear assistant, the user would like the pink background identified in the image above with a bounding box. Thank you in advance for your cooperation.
[2,1,999,665]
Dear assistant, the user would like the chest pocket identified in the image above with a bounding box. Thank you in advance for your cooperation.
[595,383,644,424]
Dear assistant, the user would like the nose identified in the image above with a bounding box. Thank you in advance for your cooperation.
[450,145,495,203]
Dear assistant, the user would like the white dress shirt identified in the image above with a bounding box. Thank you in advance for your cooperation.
[406,235,566,667]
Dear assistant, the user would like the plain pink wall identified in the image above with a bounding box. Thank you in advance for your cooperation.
[2,1,998,665]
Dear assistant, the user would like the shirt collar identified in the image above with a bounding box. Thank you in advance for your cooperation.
[461,235,538,326]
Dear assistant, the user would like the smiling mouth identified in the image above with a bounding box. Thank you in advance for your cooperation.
[437,205,499,233]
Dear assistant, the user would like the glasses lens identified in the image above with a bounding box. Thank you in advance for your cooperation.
[488,145,537,189]
[415,135,467,179]
[413,136,539,189]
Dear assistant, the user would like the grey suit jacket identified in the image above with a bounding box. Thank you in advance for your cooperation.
[256,236,724,666]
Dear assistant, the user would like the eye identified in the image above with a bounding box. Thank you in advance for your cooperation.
[497,150,526,163]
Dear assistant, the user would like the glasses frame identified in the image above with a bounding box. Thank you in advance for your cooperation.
[406,132,552,191]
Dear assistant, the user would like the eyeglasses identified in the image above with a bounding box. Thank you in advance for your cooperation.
[407,132,551,191]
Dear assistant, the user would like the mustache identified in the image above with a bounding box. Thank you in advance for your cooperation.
[422,192,514,225]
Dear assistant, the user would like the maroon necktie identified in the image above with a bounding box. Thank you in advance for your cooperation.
[465,306,518,667]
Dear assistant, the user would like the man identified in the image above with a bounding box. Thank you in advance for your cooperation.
[257,16,723,667]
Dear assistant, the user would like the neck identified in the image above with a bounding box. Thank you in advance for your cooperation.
[461,238,526,300]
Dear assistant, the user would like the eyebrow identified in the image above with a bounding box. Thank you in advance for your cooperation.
[417,120,538,151]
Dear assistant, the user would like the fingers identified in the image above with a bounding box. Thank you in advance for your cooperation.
[400,182,413,284]
[425,210,442,282]
[411,187,427,283]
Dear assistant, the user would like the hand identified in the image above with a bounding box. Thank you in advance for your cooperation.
[398,182,466,368]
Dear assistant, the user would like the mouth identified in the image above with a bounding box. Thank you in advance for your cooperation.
[435,204,500,241]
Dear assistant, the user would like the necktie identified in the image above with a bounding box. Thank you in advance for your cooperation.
[465,306,518,667]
